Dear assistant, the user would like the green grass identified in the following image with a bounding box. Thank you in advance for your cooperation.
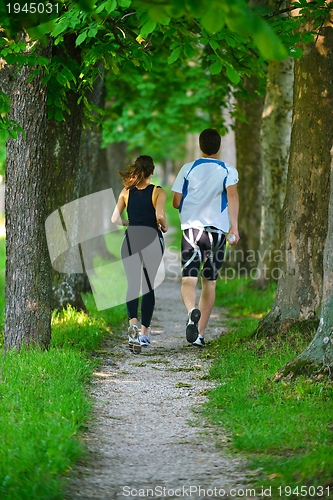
[164,185,182,251]
[0,347,93,499]
[0,236,128,500]
[0,235,5,343]
[216,277,277,317]
[1,228,333,499]
[204,278,333,498]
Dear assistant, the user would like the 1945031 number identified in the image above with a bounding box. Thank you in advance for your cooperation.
[6,2,60,14]
[278,486,331,497]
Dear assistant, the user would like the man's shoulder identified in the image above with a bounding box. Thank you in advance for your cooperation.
[224,163,238,174]
[224,163,239,185]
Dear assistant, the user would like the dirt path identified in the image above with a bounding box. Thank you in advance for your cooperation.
[65,246,262,500]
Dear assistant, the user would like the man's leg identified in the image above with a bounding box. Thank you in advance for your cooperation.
[181,276,202,343]
[181,276,198,313]
[198,278,216,336]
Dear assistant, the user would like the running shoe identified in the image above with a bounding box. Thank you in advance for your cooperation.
[186,308,201,343]
[138,327,151,347]
[138,335,151,346]
[128,324,141,354]
[192,336,205,348]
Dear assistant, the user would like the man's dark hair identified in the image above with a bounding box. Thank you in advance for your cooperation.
[199,128,221,155]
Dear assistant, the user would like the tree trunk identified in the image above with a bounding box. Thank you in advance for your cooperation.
[4,37,52,350]
[255,11,333,338]
[45,36,87,312]
[274,141,333,379]
[104,140,128,198]
[77,64,111,288]
[233,75,264,269]
[254,57,294,288]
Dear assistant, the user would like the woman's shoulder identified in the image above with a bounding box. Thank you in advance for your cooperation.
[153,185,166,195]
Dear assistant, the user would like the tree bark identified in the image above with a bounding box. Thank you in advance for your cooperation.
[255,10,333,338]
[103,140,128,198]
[254,57,294,288]
[4,36,52,350]
[274,142,333,379]
[45,37,88,313]
[233,75,265,269]
[77,64,112,287]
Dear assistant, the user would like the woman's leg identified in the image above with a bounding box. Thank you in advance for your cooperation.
[140,235,164,334]
[121,232,141,323]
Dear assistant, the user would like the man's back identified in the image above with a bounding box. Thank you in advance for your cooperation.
[172,157,238,232]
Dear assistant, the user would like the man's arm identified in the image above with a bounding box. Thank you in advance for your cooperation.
[172,192,183,209]
[226,184,240,244]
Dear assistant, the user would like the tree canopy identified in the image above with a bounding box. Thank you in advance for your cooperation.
[0,0,297,139]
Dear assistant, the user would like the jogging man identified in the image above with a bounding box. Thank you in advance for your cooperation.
[171,128,239,347]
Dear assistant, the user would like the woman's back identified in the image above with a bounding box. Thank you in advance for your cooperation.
[127,184,158,229]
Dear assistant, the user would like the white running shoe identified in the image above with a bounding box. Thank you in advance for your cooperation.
[138,327,151,347]
[192,336,205,348]
[128,324,141,354]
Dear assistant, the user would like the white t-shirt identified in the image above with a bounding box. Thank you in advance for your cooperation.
[171,158,238,232]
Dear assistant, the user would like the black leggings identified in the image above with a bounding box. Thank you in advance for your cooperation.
[121,226,164,328]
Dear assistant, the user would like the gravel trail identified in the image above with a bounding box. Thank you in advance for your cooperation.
[65,246,263,500]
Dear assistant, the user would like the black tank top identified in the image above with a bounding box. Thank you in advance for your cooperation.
[127,184,159,229]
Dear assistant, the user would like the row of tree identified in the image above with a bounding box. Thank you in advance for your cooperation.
[256,2,333,376]
[1,0,332,377]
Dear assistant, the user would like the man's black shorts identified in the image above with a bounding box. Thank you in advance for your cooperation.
[181,227,226,280]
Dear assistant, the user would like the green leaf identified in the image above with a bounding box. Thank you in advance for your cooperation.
[51,21,68,38]
[167,46,182,65]
[226,65,241,84]
[95,1,107,13]
[302,33,315,43]
[170,41,179,50]
[8,129,18,139]
[209,39,220,52]
[6,54,33,65]
[117,0,131,6]
[13,44,23,53]
[252,22,288,60]
[55,109,64,121]
[148,6,170,25]
[0,91,11,110]
[289,47,303,58]
[37,56,50,65]
[200,5,225,33]
[225,36,236,48]
[140,19,156,37]
[184,44,195,58]
[76,31,88,46]
[105,0,117,13]
[61,66,76,83]
[56,72,69,86]
[77,0,96,12]
[209,59,222,75]
[88,26,98,37]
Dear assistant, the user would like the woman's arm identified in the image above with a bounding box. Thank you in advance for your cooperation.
[154,187,168,233]
[111,188,129,226]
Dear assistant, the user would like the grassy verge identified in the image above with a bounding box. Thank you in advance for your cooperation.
[204,278,333,499]
[0,237,127,500]
[164,185,182,251]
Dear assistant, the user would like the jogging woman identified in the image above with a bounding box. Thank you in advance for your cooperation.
[112,155,168,353]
